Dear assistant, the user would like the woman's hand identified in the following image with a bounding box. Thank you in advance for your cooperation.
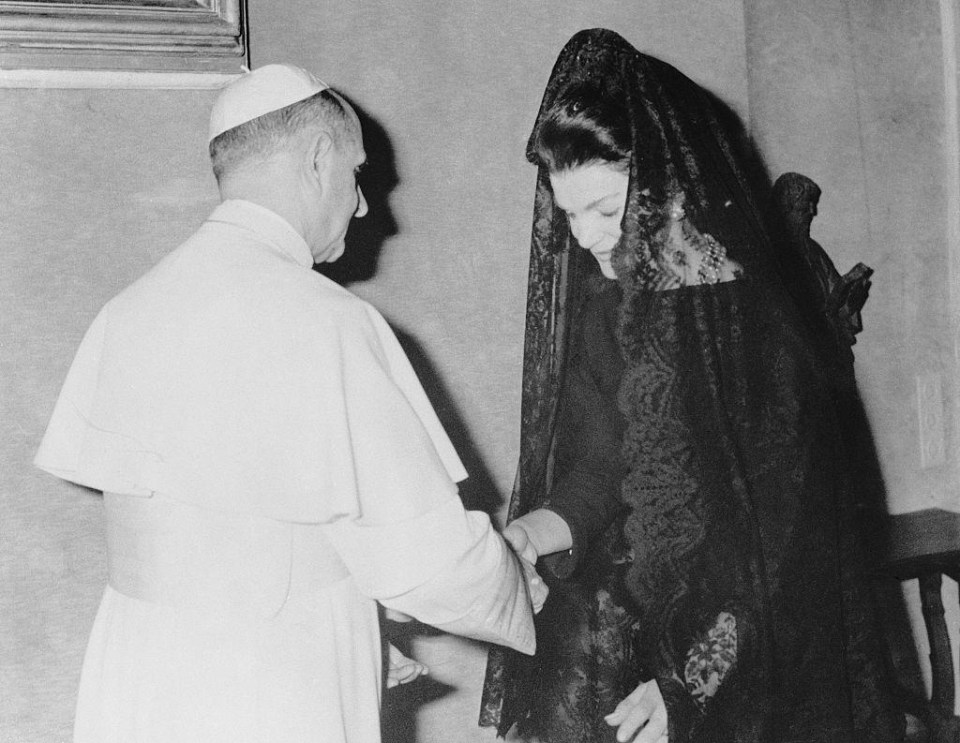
[502,509,572,562]
[605,679,668,743]
[385,642,428,689]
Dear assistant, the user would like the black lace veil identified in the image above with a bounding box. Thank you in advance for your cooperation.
[482,28,900,743]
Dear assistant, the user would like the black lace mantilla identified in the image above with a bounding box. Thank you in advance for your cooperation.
[480,28,903,743]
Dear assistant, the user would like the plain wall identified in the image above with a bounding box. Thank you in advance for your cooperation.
[2,0,956,739]
[1,87,221,741]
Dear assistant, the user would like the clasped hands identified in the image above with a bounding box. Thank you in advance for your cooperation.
[504,511,668,743]
[501,509,567,616]
[502,523,549,615]
[380,516,548,690]
[383,513,663,740]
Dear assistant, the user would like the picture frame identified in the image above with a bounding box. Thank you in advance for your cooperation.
[0,0,247,73]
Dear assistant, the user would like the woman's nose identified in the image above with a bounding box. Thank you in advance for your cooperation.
[571,217,598,250]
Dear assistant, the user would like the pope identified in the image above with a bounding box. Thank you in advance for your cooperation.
[35,63,543,743]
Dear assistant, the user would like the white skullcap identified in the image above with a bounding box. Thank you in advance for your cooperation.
[208,63,329,142]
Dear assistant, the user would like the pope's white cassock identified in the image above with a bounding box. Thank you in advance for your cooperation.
[35,199,534,743]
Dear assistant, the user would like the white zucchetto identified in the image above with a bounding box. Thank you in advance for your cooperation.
[208,63,329,142]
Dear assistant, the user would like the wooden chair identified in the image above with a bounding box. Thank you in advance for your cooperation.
[887,508,960,743]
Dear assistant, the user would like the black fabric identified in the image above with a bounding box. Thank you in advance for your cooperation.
[541,278,626,580]
[480,28,903,743]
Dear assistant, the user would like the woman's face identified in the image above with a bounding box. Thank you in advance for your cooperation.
[549,161,629,280]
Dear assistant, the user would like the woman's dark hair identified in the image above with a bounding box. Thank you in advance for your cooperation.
[530,82,632,173]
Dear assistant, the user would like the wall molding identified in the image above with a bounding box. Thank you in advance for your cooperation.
[0,67,239,88]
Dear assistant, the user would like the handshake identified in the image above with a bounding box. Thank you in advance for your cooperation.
[382,508,553,689]
[503,511,668,743]
[501,507,574,616]
[385,508,667,743]
[502,518,550,614]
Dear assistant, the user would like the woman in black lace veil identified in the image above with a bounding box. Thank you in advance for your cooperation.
[479,29,902,743]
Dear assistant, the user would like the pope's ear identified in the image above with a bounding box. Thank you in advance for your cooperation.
[309,130,335,176]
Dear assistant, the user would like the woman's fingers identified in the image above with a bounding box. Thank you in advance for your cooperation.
[605,678,648,723]
[604,679,668,743]
[634,701,667,743]
[612,688,654,742]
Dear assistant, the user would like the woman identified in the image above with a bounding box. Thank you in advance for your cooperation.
[480,29,902,743]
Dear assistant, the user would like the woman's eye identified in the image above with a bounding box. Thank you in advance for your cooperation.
[600,211,618,218]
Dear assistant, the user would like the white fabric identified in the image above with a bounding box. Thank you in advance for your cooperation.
[329,497,535,652]
[74,583,381,743]
[36,200,535,743]
[103,491,346,618]
[208,63,329,141]
[35,199,467,524]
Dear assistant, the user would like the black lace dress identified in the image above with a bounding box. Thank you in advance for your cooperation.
[517,276,639,743]
[480,28,904,743]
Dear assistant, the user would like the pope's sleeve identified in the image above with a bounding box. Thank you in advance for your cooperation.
[34,312,106,485]
[321,306,535,655]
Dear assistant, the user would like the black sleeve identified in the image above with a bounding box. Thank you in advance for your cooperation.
[540,290,626,580]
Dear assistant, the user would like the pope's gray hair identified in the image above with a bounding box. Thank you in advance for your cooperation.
[209,88,358,183]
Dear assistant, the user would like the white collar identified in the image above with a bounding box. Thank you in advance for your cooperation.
[208,199,314,267]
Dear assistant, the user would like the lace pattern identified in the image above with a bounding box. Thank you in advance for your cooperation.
[683,612,737,713]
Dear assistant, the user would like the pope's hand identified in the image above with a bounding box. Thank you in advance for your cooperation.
[386,642,428,689]
[503,521,538,564]
[503,519,548,613]
[518,555,548,614]
[604,679,668,743]
[383,608,415,623]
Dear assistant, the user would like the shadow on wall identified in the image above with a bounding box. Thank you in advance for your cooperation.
[747,73,927,725]
[312,98,503,518]
[373,330,503,743]
[705,84,924,718]
[311,99,504,743]
[316,99,399,285]
[392,327,504,517]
